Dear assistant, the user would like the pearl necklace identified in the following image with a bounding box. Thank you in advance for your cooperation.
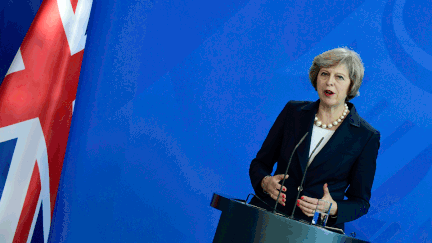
[314,103,349,129]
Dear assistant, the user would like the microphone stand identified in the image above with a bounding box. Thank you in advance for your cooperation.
[290,137,324,218]
[273,132,309,214]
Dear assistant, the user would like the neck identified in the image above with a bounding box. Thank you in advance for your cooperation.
[317,102,346,124]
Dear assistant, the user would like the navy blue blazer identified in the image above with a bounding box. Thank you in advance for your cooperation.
[249,100,380,230]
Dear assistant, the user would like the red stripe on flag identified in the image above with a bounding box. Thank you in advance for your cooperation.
[46,49,84,214]
[0,0,84,218]
[71,0,79,13]
[12,163,42,243]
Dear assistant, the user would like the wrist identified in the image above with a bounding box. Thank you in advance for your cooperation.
[330,214,338,218]
[261,175,270,193]
[330,204,338,217]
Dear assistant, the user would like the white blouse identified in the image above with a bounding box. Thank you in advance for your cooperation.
[308,124,335,166]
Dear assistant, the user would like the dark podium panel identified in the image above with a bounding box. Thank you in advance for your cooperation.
[210,193,368,243]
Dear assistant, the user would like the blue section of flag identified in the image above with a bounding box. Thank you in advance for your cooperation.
[31,203,45,243]
[0,0,43,83]
[0,138,17,199]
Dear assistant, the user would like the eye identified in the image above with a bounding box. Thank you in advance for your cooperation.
[337,75,345,80]
[320,72,329,76]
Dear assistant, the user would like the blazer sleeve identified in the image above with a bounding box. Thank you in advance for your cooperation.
[249,101,291,198]
[331,129,380,226]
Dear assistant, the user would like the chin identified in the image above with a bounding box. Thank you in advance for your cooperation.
[320,99,340,108]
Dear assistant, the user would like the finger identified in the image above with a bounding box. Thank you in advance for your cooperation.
[275,190,286,199]
[274,183,287,193]
[270,188,286,199]
[274,174,289,181]
[272,175,287,192]
[316,204,327,212]
[267,176,286,193]
[268,187,286,206]
[300,196,319,205]
[297,201,314,217]
[270,193,286,206]
[298,199,316,212]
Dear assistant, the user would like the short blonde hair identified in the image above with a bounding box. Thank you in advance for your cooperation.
[309,47,364,101]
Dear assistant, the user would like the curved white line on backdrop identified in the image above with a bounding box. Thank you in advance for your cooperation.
[0,118,50,243]
[393,0,432,71]
[281,0,389,75]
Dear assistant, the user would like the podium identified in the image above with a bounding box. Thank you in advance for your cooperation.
[210,193,368,243]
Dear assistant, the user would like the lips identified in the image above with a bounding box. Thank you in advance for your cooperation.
[324,90,335,96]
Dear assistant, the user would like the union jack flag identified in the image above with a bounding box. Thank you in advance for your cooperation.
[0,0,92,242]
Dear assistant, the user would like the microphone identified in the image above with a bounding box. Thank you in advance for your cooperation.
[273,132,309,214]
[290,137,324,218]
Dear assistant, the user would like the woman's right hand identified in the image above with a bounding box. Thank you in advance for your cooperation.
[261,174,289,206]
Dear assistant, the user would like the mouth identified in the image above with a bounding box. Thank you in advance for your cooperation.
[324,90,335,97]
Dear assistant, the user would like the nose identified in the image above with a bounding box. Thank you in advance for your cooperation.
[326,74,335,86]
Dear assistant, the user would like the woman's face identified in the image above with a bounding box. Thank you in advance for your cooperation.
[316,64,351,108]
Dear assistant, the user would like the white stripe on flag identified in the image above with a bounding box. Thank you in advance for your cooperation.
[57,0,93,55]
[0,118,50,243]
[5,48,25,77]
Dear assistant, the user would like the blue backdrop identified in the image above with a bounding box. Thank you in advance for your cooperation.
[2,0,432,242]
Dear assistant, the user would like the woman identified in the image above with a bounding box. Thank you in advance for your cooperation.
[249,47,380,231]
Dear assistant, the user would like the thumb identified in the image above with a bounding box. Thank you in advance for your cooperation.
[275,174,289,181]
[323,183,330,196]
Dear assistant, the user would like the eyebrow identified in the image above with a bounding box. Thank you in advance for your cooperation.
[335,73,347,77]
[320,69,348,77]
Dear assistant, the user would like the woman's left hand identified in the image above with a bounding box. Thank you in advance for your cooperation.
[297,183,338,217]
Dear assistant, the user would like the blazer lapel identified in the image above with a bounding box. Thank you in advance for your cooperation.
[294,101,318,173]
[307,102,361,170]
